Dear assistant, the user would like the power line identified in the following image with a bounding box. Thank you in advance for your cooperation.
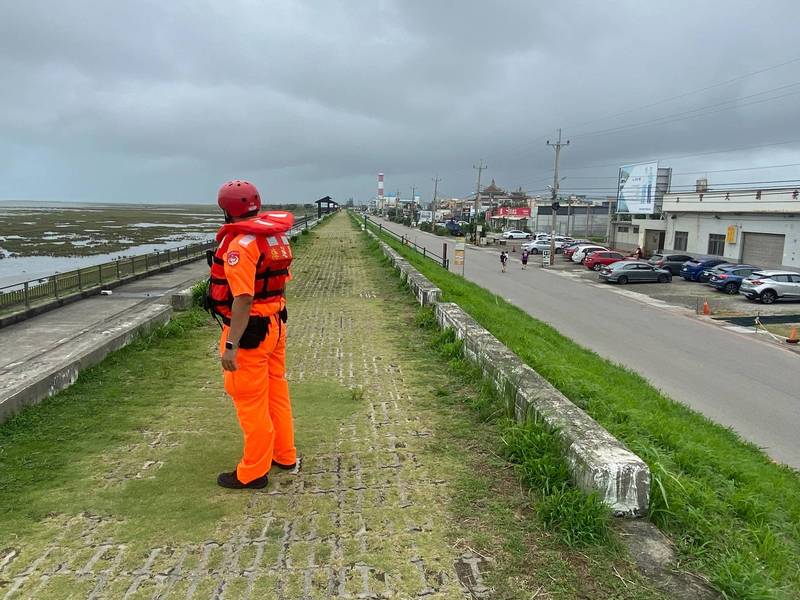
[567,55,800,131]
[534,178,800,193]
[570,82,800,141]
[486,55,800,162]
[527,187,800,200]
[547,162,800,180]
[524,138,800,177]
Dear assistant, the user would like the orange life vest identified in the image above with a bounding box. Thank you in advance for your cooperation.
[206,212,294,325]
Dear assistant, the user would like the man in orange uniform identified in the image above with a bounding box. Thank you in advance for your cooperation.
[207,180,297,489]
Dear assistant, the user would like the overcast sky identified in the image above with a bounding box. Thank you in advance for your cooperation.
[2,1,800,205]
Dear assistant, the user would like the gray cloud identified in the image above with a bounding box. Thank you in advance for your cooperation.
[1,0,799,204]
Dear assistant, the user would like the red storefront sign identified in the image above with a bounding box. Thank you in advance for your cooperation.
[487,207,531,218]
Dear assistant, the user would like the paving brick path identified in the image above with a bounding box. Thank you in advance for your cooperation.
[1,214,492,599]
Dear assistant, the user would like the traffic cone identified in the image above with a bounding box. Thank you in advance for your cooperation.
[702,299,711,316]
[787,326,799,344]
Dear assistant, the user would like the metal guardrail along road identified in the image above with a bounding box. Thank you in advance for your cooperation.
[362,215,450,269]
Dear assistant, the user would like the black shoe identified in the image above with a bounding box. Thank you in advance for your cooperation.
[271,460,297,470]
[216,470,268,489]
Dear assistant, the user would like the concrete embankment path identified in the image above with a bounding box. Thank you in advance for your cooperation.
[0,213,662,599]
[0,259,209,421]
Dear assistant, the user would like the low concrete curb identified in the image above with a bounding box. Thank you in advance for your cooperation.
[367,227,650,517]
[436,302,649,516]
[0,303,172,423]
[171,286,196,311]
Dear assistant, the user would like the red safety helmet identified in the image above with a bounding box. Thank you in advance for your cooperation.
[217,180,261,218]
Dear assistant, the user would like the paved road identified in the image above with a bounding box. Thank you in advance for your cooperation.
[370,216,800,468]
[0,259,208,372]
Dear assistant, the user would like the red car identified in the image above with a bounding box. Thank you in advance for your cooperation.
[562,240,592,259]
[584,250,627,271]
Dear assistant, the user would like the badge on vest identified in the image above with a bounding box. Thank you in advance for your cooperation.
[227,251,240,266]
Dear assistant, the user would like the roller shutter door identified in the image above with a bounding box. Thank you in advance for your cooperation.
[741,233,785,267]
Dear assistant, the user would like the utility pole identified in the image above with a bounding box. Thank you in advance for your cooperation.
[410,185,416,223]
[546,129,569,264]
[431,175,441,214]
[472,160,486,243]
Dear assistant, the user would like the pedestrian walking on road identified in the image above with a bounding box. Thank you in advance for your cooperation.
[521,249,529,270]
[206,180,298,490]
[500,251,508,273]
[633,246,643,259]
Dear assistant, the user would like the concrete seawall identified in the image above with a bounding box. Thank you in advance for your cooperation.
[0,304,171,422]
[367,227,651,517]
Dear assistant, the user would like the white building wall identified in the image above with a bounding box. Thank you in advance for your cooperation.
[663,213,800,268]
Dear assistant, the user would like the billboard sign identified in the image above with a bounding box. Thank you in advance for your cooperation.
[616,161,658,214]
[418,210,433,223]
[488,207,532,218]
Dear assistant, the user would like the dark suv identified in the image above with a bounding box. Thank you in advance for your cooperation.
[707,264,760,294]
[647,253,694,275]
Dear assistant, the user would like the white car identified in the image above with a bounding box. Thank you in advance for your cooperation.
[522,239,562,254]
[502,229,530,239]
[571,244,609,263]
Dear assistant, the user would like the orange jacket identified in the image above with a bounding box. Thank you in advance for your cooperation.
[207,212,294,324]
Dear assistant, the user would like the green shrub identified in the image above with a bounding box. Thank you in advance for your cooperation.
[191,279,209,307]
[538,486,611,547]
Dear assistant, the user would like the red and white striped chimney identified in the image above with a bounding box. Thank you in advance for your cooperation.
[378,172,384,198]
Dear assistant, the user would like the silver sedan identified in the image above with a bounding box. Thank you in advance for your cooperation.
[599,260,672,284]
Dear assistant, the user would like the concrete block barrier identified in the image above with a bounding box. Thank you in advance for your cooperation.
[171,286,195,311]
[435,302,650,517]
[364,226,650,516]
[0,304,172,423]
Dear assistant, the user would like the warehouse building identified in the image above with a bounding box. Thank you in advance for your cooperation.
[658,186,800,269]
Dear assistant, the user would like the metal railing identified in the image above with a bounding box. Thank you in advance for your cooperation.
[0,240,216,314]
[363,215,449,269]
[0,213,323,317]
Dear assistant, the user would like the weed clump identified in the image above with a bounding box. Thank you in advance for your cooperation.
[424,309,612,548]
[191,279,209,307]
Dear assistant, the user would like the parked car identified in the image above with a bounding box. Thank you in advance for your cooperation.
[698,262,734,283]
[680,258,728,281]
[562,240,591,258]
[502,229,530,239]
[445,220,462,236]
[739,271,800,303]
[707,264,760,294]
[584,251,627,271]
[647,253,694,275]
[599,261,672,284]
[571,245,609,264]
[522,239,562,254]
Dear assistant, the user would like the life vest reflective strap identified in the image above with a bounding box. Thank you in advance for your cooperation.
[210,277,227,284]
[254,288,284,299]
[255,267,290,280]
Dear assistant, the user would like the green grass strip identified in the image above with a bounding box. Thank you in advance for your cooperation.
[359,214,800,600]
[422,314,613,548]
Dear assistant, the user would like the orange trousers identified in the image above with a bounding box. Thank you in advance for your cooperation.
[219,314,296,484]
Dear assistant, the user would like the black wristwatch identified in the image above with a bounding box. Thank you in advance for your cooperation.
[225,340,237,350]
